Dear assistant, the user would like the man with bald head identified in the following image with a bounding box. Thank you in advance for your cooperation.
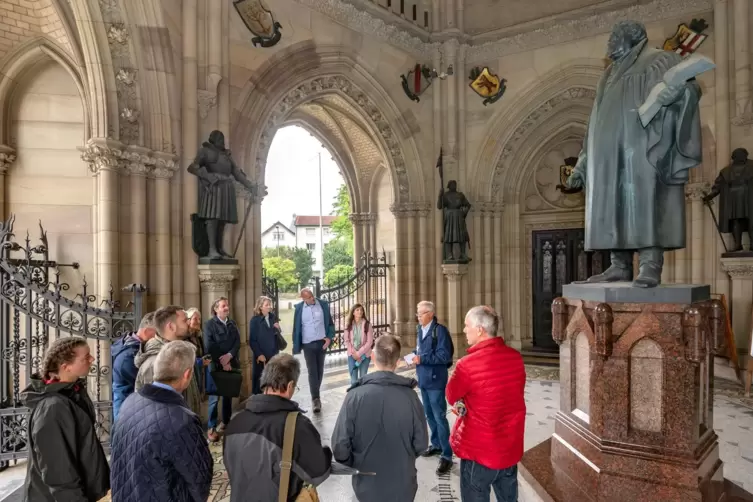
[292,288,334,413]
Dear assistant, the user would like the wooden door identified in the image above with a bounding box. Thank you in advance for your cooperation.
[531,229,611,351]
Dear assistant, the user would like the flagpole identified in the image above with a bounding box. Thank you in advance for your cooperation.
[318,151,325,280]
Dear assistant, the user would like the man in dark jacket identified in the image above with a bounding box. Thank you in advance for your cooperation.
[224,353,332,501]
[112,311,156,422]
[111,340,213,502]
[411,300,454,474]
[204,296,241,441]
[332,335,428,502]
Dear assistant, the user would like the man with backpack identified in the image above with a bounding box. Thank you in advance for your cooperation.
[411,300,454,475]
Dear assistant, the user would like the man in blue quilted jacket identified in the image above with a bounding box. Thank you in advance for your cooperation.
[110,340,213,502]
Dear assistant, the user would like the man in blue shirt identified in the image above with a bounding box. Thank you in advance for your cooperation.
[111,311,156,422]
[411,300,454,475]
[292,288,334,413]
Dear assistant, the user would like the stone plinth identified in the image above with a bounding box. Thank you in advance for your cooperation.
[442,263,468,359]
[519,283,753,502]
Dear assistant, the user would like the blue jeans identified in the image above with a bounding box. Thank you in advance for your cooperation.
[420,387,453,461]
[347,355,370,385]
[460,460,518,502]
[207,395,232,430]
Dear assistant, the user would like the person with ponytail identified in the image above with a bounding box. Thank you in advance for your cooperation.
[21,337,110,501]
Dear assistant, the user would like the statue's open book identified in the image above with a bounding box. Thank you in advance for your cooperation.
[638,54,715,127]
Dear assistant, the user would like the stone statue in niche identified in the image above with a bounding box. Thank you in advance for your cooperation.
[438,180,472,263]
[703,148,753,253]
[565,20,703,288]
[188,130,258,262]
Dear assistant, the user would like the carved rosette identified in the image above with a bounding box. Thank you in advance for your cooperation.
[551,297,569,345]
[0,145,16,174]
[685,182,711,201]
[593,303,613,359]
[682,306,707,364]
[100,0,140,143]
[198,90,218,119]
[257,75,411,200]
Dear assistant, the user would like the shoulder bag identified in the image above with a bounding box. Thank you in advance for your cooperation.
[279,411,319,502]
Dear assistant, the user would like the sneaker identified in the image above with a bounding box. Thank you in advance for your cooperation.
[436,457,453,475]
[420,446,441,457]
[207,429,219,442]
[313,398,321,413]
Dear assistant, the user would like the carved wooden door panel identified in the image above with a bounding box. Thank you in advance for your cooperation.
[531,229,612,351]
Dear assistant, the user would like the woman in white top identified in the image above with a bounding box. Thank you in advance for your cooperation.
[343,303,374,386]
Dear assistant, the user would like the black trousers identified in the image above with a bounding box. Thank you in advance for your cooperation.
[251,360,264,395]
[302,340,326,399]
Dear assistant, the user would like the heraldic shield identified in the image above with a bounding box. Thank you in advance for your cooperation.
[662,19,708,57]
[233,0,282,48]
[469,67,506,106]
[556,157,582,194]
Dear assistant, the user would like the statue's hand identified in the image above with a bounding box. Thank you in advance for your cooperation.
[657,83,686,106]
[566,170,584,189]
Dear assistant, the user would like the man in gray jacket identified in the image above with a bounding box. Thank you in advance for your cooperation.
[331,335,428,502]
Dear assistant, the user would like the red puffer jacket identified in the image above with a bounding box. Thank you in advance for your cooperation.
[446,337,526,470]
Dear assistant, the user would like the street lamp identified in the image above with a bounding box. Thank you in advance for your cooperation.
[275,224,281,256]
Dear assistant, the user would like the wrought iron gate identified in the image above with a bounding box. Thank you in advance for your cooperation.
[312,251,391,354]
[261,267,279,317]
[0,216,145,469]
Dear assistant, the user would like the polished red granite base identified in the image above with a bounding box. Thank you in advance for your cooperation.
[520,439,753,502]
[520,288,753,502]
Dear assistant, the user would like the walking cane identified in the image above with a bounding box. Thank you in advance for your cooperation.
[704,198,729,253]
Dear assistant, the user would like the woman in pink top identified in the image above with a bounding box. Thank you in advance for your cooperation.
[344,303,374,386]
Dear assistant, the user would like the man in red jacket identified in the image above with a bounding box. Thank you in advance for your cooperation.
[446,305,526,502]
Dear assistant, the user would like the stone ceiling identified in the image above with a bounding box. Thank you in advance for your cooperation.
[292,94,385,188]
[465,0,616,35]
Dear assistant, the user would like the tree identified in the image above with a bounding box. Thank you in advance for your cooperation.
[324,264,354,288]
[323,238,353,272]
[330,184,354,242]
[262,246,314,288]
[262,256,298,292]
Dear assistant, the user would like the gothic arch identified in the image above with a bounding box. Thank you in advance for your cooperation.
[471,59,605,200]
[0,36,89,148]
[231,43,423,204]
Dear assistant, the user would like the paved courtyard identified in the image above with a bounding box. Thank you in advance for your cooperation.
[1,363,752,501]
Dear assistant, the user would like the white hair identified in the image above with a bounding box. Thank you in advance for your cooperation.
[153,341,196,383]
[417,301,435,313]
[465,306,500,338]
[300,287,313,296]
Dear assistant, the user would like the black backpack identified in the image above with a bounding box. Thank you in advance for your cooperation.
[430,323,455,368]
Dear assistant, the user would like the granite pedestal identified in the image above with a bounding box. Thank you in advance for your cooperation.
[519,282,753,502]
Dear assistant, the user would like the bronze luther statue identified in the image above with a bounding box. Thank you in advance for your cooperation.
[703,148,753,253]
[565,21,703,288]
[188,130,258,261]
[438,180,472,263]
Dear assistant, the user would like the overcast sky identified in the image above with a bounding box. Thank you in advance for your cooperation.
[261,126,344,231]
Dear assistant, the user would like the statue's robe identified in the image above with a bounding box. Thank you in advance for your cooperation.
[573,39,702,251]
[710,162,753,233]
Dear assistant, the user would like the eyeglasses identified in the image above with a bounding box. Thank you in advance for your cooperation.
[416,311,430,316]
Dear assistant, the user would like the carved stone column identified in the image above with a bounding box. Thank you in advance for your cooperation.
[349,213,365,264]
[122,148,151,297]
[390,203,413,350]
[732,0,753,125]
[686,182,709,284]
[417,206,430,301]
[442,263,468,358]
[198,264,247,399]
[715,0,731,165]
[367,213,377,257]
[152,155,178,310]
[721,257,753,358]
[0,145,16,222]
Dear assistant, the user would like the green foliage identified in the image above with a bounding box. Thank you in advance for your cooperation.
[263,245,315,288]
[323,238,353,272]
[324,264,354,288]
[330,184,354,242]
[262,256,298,292]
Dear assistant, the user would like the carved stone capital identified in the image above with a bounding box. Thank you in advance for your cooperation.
[389,202,430,218]
[81,139,124,175]
[685,182,711,200]
[198,264,240,293]
[720,257,753,279]
[349,212,379,224]
[234,181,267,205]
[0,145,16,174]
[479,200,505,215]
[82,139,177,177]
[442,263,469,282]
